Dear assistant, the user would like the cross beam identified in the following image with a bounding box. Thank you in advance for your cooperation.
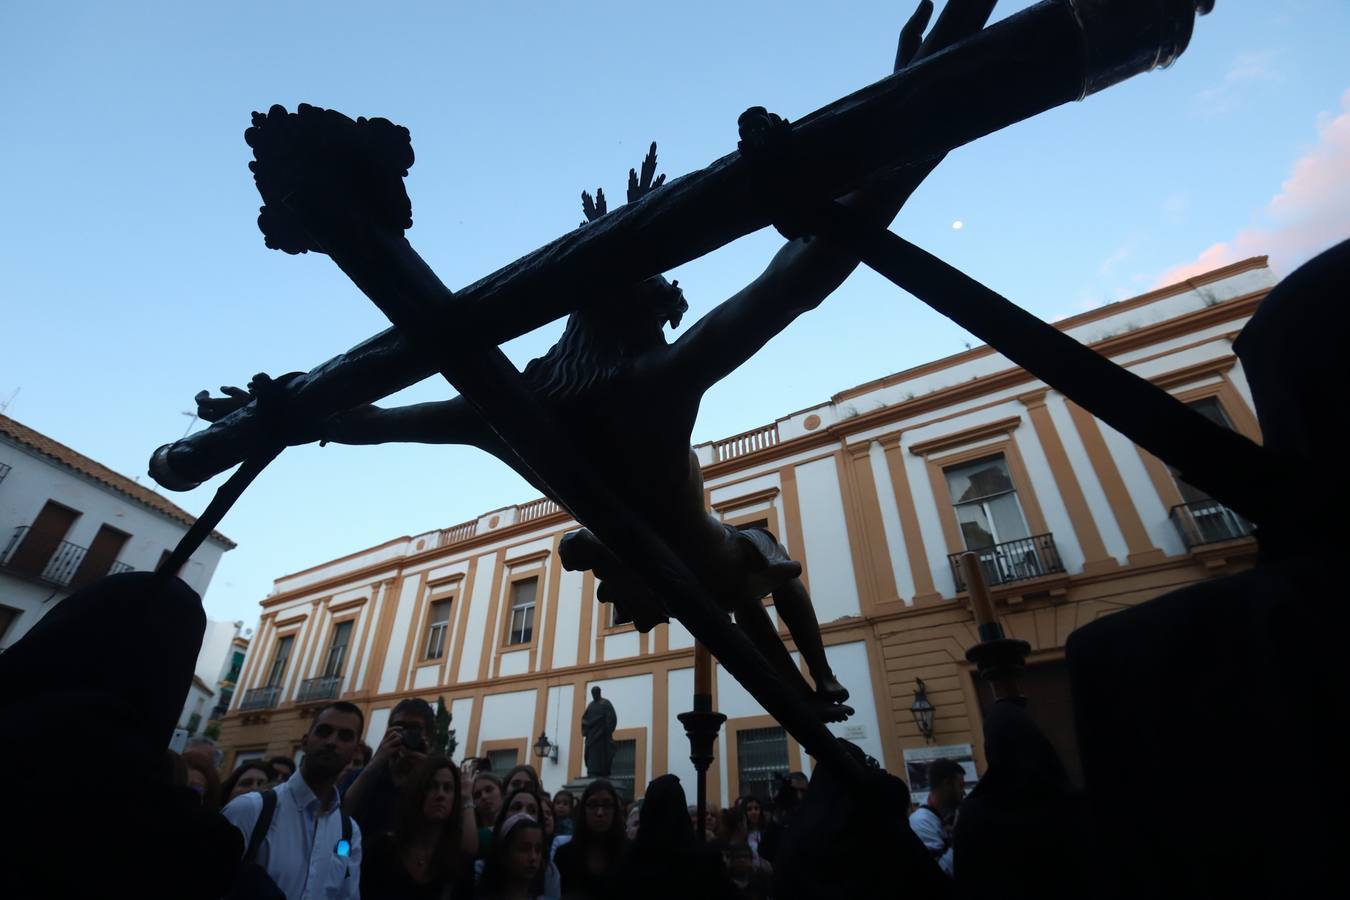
[150,0,1214,491]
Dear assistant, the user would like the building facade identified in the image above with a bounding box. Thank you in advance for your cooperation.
[0,414,235,649]
[177,619,251,738]
[217,257,1270,803]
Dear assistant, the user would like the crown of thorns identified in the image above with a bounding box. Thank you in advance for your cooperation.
[580,141,666,226]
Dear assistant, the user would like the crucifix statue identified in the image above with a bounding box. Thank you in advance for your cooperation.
[150,0,1221,778]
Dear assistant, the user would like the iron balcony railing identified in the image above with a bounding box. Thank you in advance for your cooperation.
[0,525,135,586]
[1,527,86,586]
[239,686,280,711]
[210,703,231,720]
[1170,499,1254,548]
[297,674,343,703]
[949,533,1065,591]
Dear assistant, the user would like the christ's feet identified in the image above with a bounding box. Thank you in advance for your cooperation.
[814,675,850,706]
[815,699,855,723]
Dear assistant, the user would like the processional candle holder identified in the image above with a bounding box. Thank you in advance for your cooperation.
[677,642,726,842]
[959,552,1031,705]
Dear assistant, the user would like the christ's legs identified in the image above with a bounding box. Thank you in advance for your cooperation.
[733,598,809,691]
[771,578,849,705]
[733,596,852,723]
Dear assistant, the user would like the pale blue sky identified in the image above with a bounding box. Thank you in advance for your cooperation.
[3,1,1348,626]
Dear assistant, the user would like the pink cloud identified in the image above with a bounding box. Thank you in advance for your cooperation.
[1154,88,1350,287]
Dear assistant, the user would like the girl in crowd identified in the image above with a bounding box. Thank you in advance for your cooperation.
[553,780,626,898]
[551,790,575,836]
[219,760,277,805]
[539,794,557,850]
[610,775,736,900]
[361,754,475,899]
[502,764,541,796]
[474,771,505,853]
[183,756,221,811]
[729,795,770,871]
[479,784,561,896]
[476,813,549,900]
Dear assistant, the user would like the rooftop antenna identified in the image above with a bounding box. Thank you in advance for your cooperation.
[180,410,199,438]
[0,386,20,415]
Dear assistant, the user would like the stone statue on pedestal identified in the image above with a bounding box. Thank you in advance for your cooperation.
[581,686,618,778]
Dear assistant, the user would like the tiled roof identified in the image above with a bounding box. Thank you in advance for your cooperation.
[0,414,236,549]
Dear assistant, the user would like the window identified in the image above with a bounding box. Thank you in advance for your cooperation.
[71,524,131,588]
[1171,397,1235,504]
[944,455,1030,550]
[1168,397,1252,545]
[4,500,79,579]
[226,650,245,683]
[323,621,354,677]
[424,599,452,659]
[609,739,637,801]
[610,604,633,628]
[266,635,294,687]
[506,578,537,645]
[486,747,519,772]
[737,726,790,800]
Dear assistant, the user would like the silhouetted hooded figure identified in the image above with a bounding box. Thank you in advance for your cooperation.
[0,572,243,898]
[608,774,737,900]
[952,702,1090,899]
[772,742,951,900]
[1066,238,1350,899]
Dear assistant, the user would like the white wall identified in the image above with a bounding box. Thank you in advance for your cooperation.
[550,567,585,670]
[457,552,501,683]
[0,436,229,647]
[476,689,537,756]
[793,458,860,621]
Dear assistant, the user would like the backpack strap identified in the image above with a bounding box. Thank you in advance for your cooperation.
[244,790,278,864]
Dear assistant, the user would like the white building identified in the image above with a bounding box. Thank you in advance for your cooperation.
[177,618,252,737]
[0,414,236,649]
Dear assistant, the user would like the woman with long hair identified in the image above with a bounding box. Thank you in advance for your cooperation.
[609,775,736,900]
[476,813,548,900]
[219,760,277,805]
[501,764,541,796]
[552,780,626,899]
[479,784,561,897]
[361,754,474,899]
[183,755,221,811]
[730,795,770,872]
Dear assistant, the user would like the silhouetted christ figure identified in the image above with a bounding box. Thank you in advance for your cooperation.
[199,2,967,723]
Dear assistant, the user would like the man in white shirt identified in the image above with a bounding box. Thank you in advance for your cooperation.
[909,758,965,877]
[223,701,365,899]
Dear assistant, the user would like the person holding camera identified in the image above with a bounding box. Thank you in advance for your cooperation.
[343,698,478,860]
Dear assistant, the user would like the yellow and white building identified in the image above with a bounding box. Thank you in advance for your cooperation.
[218,256,1271,803]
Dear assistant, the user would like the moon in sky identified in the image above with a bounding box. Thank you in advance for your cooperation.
[952,220,964,230]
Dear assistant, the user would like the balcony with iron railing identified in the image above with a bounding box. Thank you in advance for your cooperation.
[949,533,1065,591]
[1169,499,1254,549]
[0,526,136,587]
[239,686,280,711]
[297,674,344,703]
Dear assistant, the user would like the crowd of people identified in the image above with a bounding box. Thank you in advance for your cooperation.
[160,697,967,898]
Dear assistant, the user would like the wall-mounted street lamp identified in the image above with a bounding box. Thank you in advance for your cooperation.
[911,678,936,743]
[534,731,559,762]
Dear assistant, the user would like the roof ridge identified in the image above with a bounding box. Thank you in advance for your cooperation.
[0,414,236,549]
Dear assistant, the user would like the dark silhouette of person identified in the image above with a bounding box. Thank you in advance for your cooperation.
[0,573,243,898]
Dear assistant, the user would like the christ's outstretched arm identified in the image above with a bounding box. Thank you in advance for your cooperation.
[668,0,993,394]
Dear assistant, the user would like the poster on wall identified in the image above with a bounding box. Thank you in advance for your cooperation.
[903,743,978,805]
